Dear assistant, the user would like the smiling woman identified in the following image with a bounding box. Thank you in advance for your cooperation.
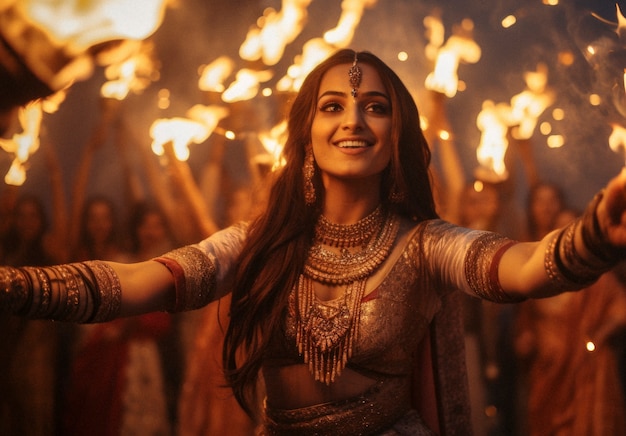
[310,60,393,202]
[2,49,626,436]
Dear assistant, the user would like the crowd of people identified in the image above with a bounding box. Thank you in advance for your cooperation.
[0,97,267,436]
[1,49,625,435]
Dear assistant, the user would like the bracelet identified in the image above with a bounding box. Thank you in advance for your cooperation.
[580,190,626,263]
[0,261,121,323]
[0,266,29,314]
[544,190,623,290]
[153,245,216,312]
[465,232,526,303]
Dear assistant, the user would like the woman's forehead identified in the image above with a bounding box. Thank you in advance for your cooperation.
[318,63,385,94]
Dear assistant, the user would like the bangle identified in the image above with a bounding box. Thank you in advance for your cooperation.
[465,232,526,303]
[580,190,626,263]
[544,190,622,290]
[154,245,216,312]
[0,261,121,323]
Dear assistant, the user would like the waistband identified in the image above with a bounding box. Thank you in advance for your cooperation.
[262,377,411,435]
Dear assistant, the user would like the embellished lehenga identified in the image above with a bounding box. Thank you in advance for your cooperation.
[157,217,515,435]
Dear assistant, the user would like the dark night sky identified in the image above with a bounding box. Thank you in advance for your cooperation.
[10,0,626,220]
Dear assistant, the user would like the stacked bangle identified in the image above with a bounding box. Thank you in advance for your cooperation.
[545,191,623,290]
[0,260,121,323]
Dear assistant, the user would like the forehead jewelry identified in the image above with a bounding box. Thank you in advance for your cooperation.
[348,52,362,97]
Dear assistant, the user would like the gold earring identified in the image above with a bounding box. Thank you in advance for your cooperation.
[389,186,405,203]
[304,147,316,205]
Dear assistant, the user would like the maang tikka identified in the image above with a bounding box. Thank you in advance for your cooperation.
[348,52,362,97]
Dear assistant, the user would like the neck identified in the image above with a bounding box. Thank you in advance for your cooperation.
[321,178,381,224]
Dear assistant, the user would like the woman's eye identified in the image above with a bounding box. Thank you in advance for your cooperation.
[366,102,389,114]
[320,102,343,112]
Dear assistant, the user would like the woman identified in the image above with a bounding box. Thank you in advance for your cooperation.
[515,208,626,435]
[2,50,626,435]
[525,182,566,241]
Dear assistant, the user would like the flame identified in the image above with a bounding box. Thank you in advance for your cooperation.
[239,0,312,66]
[323,0,378,48]
[475,100,511,180]
[423,13,445,61]
[21,0,167,55]
[609,123,626,165]
[258,120,288,170]
[222,68,274,102]
[509,63,555,139]
[0,101,43,185]
[198,56,235,93]
[276,0,374,93]
[100,41,157,100]
[424,19,481,97]
[617,4,626,40]
[276,38,335,92]
[149,104,229,161]
[41,89,68,114]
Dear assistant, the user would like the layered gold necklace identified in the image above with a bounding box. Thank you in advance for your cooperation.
[295,206,399,384]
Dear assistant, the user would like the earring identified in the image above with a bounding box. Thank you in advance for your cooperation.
[304,146,316,205]
[389,181,405,203]
[389,186,404,203]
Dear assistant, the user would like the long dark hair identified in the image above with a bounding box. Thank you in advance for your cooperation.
[222,49,438,415]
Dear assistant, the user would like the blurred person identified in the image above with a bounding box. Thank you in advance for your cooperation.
[525,182,566,241]
[0,138,68,436]
[0,195,61,436]
[60,202,180,436]
[72,195,130,263]
[515,208,626,435]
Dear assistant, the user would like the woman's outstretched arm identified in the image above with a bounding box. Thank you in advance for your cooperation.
[108,260,175,317]
[498,169,626,299]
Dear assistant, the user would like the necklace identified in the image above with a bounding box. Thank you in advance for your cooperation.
[313,205,384,248]
[295,208,399,384]
[305,208,399,285]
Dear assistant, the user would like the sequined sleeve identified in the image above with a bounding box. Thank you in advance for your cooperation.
[420,220,523,303]
[154,222,248,312]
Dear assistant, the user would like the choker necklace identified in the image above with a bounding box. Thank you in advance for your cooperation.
[314,205,384,248]
[295,207,399,384]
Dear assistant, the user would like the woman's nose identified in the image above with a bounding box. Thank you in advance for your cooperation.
[341,102,363,130]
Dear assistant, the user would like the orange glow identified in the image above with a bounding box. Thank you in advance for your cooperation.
[150,104,229,161]
[609,123,626,165]
[276,0,374,93]
[21,0,167,55]
[501,15,516,29]
[258,120,288,170]
[323,0,378,48]
[424,18,481,97]
[100,41,157,100]
[0,102,43,185]
[618,4,626,33]
[276,38,335,92]
[239,0,312,66]
[198,56,235,93]
[222,68,274,102]
[424,13,445,61]
[509,63,554,140]
[475,100,511,180]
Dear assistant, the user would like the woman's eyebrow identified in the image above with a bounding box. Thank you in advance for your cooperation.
[317,90,390,101]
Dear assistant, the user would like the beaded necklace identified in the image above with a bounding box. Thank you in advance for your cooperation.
[295,207,399,384]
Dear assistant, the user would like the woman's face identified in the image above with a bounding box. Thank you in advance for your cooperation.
[137,211,168,250]
[310,62,393,187]
[531,185,562,232]
[86,201,114,242]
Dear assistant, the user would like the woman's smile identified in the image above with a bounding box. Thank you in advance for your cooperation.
[311,62,393,181]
